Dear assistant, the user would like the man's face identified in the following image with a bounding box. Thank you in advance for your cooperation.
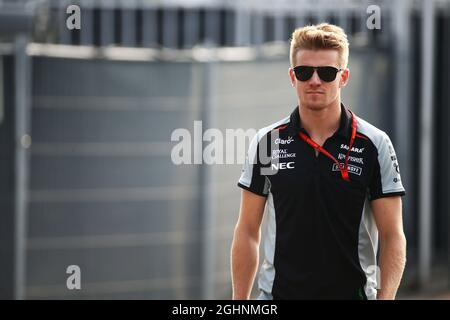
[289,49,349,111]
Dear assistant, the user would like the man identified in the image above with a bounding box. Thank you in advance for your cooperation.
[231,23,406,300]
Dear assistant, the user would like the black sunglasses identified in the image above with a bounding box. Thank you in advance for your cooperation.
[293,66,343,82]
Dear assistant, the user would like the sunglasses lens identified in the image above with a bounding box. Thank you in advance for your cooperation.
[317,67,339,82]
[294,66,314,81]
[294,66,340,82]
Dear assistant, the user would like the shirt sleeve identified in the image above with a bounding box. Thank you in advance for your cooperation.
[368,132,406,200]
[237,132,270,197]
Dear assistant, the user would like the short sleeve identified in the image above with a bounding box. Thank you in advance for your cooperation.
[368,132,406,200]
[237,133,270,197]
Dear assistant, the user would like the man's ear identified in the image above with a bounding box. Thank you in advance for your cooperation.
[289,68,296,87]
[340,68,350,87]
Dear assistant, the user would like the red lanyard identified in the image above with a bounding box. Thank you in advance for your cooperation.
[298,110,357,182]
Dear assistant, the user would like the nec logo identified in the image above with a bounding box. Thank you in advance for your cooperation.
[271,162,295,170]
[275,136,294,145]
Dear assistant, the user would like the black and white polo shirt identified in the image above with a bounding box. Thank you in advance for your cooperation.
[237,104,406,300]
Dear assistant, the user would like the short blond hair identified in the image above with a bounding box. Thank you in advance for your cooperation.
[290,23,349,68]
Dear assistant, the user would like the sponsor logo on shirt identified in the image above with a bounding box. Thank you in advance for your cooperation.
[271,162,295,170]
[390,155,400,174]
[332,163,363,176]
[275,136,294,145]
[337,153,364,164]
[340,144,365,153]
[272,149,296,160]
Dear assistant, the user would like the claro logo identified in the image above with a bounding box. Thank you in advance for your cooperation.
[275,136,294,145]
[271,162,295,170]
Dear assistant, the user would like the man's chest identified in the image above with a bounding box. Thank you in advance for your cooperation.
[264,136,375,194]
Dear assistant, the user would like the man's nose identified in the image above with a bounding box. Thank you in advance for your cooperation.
[309,70,322,85]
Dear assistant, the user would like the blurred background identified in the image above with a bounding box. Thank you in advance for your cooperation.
[0,0,448,299]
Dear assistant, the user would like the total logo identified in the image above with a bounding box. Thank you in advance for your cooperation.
[275,136,294,145]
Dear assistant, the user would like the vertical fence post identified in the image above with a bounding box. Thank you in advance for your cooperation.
[419,0,435,288]
[14,34,31,300]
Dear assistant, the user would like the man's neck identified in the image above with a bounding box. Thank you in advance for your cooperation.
[298,100,342,143]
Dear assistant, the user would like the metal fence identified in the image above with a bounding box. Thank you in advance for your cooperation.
[0,42,395,299]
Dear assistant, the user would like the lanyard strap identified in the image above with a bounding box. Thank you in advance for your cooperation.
[298,110,357,182]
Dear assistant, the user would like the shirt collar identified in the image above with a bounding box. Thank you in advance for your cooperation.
[288,103,352,139]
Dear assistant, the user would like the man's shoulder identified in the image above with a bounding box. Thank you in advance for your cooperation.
[254,115,291,142]
[355,115,392,149]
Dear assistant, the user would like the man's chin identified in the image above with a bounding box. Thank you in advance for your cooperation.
[302,102,328,111]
